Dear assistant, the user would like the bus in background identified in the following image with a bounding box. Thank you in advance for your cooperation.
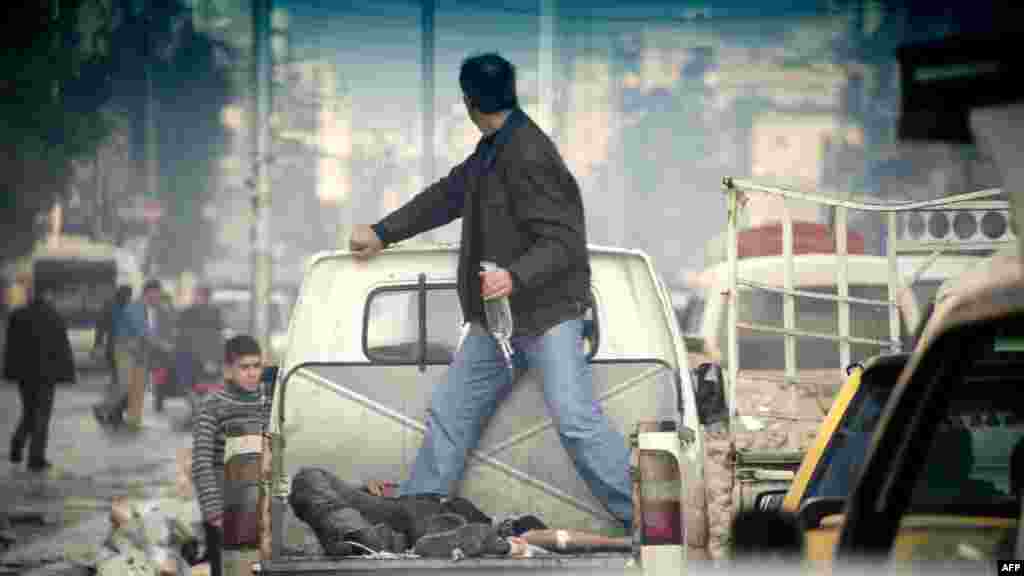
[2,236,144,371]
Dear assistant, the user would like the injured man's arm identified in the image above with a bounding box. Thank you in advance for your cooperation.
[364,479,399,498]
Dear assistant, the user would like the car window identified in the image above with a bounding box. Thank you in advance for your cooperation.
[363,285,602,363]
[804,378,895,500]
[364,285,463,363]
[909,382,1024,512]
[33,260,117,329]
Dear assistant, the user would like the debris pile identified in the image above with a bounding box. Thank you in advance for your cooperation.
[94,448,210,576]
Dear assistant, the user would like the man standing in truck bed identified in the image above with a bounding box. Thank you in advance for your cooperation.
[349,52,632,531]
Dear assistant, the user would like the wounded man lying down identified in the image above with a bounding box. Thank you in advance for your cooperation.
[289,467,531,558]
[288,468,630,559]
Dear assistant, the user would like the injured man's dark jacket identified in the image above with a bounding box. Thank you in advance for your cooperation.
[288,467,520,558]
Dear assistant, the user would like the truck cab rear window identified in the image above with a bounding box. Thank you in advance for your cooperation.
[362,284,601,364]
[363,284,462,364]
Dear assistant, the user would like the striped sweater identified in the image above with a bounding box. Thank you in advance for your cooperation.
[192,381,265,523]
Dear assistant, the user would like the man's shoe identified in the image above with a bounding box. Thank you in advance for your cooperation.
[27,460,52,473]
[93,406,114,427]
[413,523,509,559]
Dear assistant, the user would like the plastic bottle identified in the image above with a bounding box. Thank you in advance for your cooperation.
[481,261,515,369]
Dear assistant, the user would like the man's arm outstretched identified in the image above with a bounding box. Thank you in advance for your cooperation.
[355,158,474,256]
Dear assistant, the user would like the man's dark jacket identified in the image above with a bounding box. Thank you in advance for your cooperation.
[3,299,75,384]
[372,108,591,336]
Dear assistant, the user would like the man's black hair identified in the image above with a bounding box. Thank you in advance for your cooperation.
[459,52,518,114]
[143,279,162,293]
[225,334,262,365]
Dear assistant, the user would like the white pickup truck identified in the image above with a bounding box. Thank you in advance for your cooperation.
[255,243,727,574]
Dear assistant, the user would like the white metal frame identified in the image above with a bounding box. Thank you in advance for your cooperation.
[721,178,1009,446]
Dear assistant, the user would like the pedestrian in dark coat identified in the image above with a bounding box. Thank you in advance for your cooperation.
[174,284,224,418]
[4,283,76,472]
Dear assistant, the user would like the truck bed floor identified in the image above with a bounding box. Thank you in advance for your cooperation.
[259,553,634,574]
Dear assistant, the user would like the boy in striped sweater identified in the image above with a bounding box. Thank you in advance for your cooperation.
[192,335,265,576]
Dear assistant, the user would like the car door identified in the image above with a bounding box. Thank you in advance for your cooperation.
[837,301,1024,564]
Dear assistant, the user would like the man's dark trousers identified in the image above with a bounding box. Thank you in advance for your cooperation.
[10,378,56,468]
[203,522,223,576]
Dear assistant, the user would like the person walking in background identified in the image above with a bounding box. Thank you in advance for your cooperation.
[151,288,179,412]
[192,335,266,576]
[93,285,133,426]
[4,278,76,472]
[114,279,172,429]
[175,283,224,422]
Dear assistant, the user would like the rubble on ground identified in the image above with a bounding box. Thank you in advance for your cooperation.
[2,448,213,576]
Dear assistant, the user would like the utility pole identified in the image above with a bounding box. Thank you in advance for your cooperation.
[143,0,160,276]
[49,0,60,247]
[421,0,435,242]
[251,0,273,355]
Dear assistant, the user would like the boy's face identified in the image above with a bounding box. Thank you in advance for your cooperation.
[227,354,263,390]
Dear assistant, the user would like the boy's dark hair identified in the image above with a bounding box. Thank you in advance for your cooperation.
[143,278,162,294]
[459,53,518,114]
[225,334,262,365]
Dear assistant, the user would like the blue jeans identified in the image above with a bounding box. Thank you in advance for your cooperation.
[399,318,633,529]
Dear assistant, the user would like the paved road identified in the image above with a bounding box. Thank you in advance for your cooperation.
[0,369,195,573]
